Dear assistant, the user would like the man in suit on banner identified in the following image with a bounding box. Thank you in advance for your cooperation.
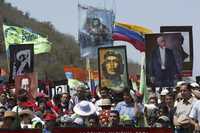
[149,35,179,87]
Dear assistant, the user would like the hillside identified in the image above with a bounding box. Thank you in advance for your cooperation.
[0,1,140,81]
[0,1,85,80]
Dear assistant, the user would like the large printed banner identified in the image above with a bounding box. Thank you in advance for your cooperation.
[78,4,114,58]
[160,26,193,77]
[9,44,34,82]
[98,46,129,92]
[3,24,52,54]
[145,33,187,87]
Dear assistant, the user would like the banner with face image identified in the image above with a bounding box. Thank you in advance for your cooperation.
[9,44,34,83]
[78,4,114,58]
[15,72,37,99]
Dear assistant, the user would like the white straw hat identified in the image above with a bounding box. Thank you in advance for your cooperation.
[73,100,96,116]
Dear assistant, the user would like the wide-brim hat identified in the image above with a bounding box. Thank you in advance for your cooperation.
[19,109,34,119]
[4,111,16,118]
[191,82,200,88]
[73,100,96,116]
[176,81,187,88]
[160,89,169,96]
[98,99,112,107]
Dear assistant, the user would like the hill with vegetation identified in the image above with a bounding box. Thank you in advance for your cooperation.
[0,0,140,81]
[0,0,85,80]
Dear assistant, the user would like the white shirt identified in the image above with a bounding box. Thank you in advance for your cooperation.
[189,100,200,123]
[159,47,166,70]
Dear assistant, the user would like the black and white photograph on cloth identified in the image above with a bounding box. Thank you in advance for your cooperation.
[53,79,69,97]
[9,44,34,82]
[160,26,193,77]
[78,4,114,58]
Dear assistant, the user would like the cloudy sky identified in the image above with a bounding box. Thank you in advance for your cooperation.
[5,0,200,78]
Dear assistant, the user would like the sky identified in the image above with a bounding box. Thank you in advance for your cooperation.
[5,0,200,79]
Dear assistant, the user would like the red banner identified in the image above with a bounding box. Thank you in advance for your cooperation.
[0,129,41,133]
[53,128,172,133]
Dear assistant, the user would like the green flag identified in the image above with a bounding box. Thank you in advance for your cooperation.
[139,52,148,103]
[3,24,52,54]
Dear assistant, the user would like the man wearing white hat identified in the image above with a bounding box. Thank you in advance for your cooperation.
[73,100,96,117]
[71,100,96,127]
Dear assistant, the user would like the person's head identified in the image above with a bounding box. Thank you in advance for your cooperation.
[99,98,112,110]
[99,87,109,98]
[144,104,159,126]
[0,93,7,106]
[86,114,99,127]
[109,110,120,127]
[102,50,123,77]
[76,86,86,98]
[148,93,158,105]
[61,93,70,104]
[165,92,174,107]
[179,83,192,99]
[92,18,101,27]
[17,89,28,102]
[123,90,133,104]
[73,101,96,117]
[160,89,169,103]
[157,35,166,48]
[2,111,16,127]
[19,109,34,124]
[158,105,169,116]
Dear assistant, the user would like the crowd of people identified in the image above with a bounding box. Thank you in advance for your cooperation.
[0,80,200,133]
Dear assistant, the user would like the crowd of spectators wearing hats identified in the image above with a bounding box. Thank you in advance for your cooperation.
[0,81,200,133]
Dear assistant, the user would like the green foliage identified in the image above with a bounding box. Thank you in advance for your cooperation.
[0,2,85,80]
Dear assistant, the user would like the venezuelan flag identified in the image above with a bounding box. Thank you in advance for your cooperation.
[112,22,152,52]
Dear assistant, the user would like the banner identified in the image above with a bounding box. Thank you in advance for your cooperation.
[9,44,34,82]
[53,79,68,96]
[160,26,193,77]
[145,33,182,87]
[78,5,114,57]
[3,24,52,54]
[98,46,129,92]
[15,72,38,100]
[53,127,172,133]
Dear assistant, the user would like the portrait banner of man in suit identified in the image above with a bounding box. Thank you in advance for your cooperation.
[146,33,181,87]
[98,46,129,92]
[160,26,193,77]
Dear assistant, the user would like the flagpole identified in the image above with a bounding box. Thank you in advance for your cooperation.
[0,20,10,82]
[139,52,148,103]
[86,57,91,89]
